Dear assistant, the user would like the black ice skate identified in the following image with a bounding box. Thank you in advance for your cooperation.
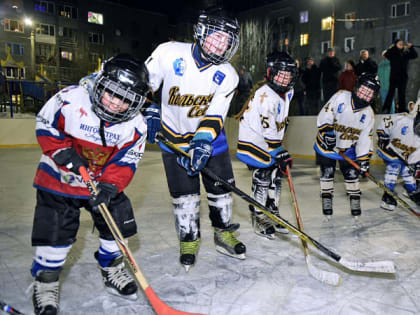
[250,205,276,239]
[408,191,420,206]
[321,193,333,219]
[350,195,361,217]
[266,198,289,234]
[95,252,138,300]
[32,269,60,315]
[180,239,200,272]
[214,224,246,259]
[381,192,397,211]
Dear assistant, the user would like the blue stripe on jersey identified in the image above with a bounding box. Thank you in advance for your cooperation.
[36,129,67,140]
[377,148,405,165]
[38,162,61,181]
[313,143,356,161]
[237,152,274,168]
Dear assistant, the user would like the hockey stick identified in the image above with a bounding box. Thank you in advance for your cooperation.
[79,166,206,315]
[338,152,420,217]
[285,165,341,286]
[0,301,24,315]
[156,134,395,274]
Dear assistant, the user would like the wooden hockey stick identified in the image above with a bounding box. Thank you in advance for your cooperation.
[339,152,420,217]
[157,134,395,274]
[0,301,24,315]
[79,166,206,315]
[285,165,341,286]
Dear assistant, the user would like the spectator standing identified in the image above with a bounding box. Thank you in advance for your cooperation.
[320,48,342,103]
[355,49,378,76]
[302,57,321,115]
[339,60,358,92]
[294,59,305,115]
[377,50,395,113]
[383,39,418,113]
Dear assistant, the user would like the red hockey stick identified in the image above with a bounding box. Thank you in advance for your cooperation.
[79,166,206,315]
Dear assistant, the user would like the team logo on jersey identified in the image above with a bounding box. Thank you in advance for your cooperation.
[80,123,121,145]
[401,126,408,135]
[79,107,87,118]
[81,147,111,171]
[213,71,225,85]
[62,174,75,184]
[168,87,214,117]
[335,123,361,141]
[337,103,344,113]
[173,58,186,76]
[391,138,416,159]
[360,114,366,123]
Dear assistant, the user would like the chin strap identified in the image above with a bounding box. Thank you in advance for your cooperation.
[99,120,107,147]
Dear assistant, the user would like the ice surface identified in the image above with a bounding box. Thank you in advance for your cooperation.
[1,148,419,315]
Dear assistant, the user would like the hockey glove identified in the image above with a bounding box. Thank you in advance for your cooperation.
[143,103,161,144]
[88,182,119,212]
[177,139,213,176]
[53,148,89,175]
[408,162,420,178]
[318,132,336,152]
[275,150,293,174]
[357,160,370,178]
[377,135,390,151]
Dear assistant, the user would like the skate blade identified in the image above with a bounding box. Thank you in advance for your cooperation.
[275,226,289,234]
[323,215,332,222]
[105,287,138,301]
[183,264,193,272]
[215,245,246,260]
[380,203,395,211]
[254,230,276,240]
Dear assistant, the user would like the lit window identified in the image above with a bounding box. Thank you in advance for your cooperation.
[88,12,103,25]
[61,51,72,61]
[300,34,309,46]
[391,2,410,18]
[57,5,78,19]
[300,11,308,23]
[34,1,55,14]
[4,19,24,32]
[344,37,355,53]
[321,17,332,30]
[36,23,55,36]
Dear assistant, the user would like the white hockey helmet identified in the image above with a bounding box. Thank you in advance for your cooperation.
[193,8,240,65]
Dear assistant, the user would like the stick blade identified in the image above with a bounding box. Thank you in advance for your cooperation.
[306,256,341,286]
[145,287,207,315]
[339,258,396,274]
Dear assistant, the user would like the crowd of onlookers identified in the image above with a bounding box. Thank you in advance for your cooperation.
[229,39,418,117]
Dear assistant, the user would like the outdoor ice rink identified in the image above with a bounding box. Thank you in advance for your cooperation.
[1,147,420,315]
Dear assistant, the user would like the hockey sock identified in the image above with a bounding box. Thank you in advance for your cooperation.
[97,239,122,268]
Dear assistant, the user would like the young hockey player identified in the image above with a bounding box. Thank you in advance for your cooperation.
[30,54,149,314]
[144,8,246,271]
[236,51,298,239]
[314,73,380,218]
[376,103,420,210]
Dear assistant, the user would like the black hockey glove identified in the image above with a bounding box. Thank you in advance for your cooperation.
[88,182,119,212]
[275,150,293,174]
[357,160,370,178]
[377,135,390,151]
[318,132,336,151]
[177,139,213,176]
[408,162,420,178]
[142,103,161,144]
[53,148,89,175]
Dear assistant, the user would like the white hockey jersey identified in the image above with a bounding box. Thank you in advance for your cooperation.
[145,41,239,155]
[377,114,420,164]
[314,90,374,161]
[34,84,147,198]
[237,84,294,168]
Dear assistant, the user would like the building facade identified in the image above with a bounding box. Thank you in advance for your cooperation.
[1,0,170,83]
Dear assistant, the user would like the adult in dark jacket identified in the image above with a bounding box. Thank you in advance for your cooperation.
[355,50,378,76]
[302,57,321,115]
[319,48,341,103]
[383,39,418,113]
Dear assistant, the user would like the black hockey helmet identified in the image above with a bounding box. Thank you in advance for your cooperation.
[265,51,298,94]
[92,54,149,123]
[352,73,380,109]
[193,8,240,65]
[414,111,420,137]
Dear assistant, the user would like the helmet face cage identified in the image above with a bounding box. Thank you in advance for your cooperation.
[266,59,298,94]
[353,74,380,108]
[194,14,240,65]
[92,56,148,124]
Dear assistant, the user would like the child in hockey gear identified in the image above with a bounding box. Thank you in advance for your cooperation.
[144,8,245,271]
[30,54,149,314]
[314,73,379,218]
[376,109,420,210]
[237,51,298,238]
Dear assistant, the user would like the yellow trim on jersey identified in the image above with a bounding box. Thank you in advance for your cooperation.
[162,124,194,139]
[196,127,217,139]
[237,149,271,164]
[201,116,223,129]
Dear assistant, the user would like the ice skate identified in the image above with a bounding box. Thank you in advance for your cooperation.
[214,224,246,259]
[180,239,200,272]
[32,269,60,315]
[321,193,333,219]
[380,192,396,211]
[250,206,276,239]
[95,252,138,300]
[350,195,361,217]
[266,199,289,234]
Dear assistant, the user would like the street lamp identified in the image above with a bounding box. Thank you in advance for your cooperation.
[321,0,336,49]
[24,17,35,79]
